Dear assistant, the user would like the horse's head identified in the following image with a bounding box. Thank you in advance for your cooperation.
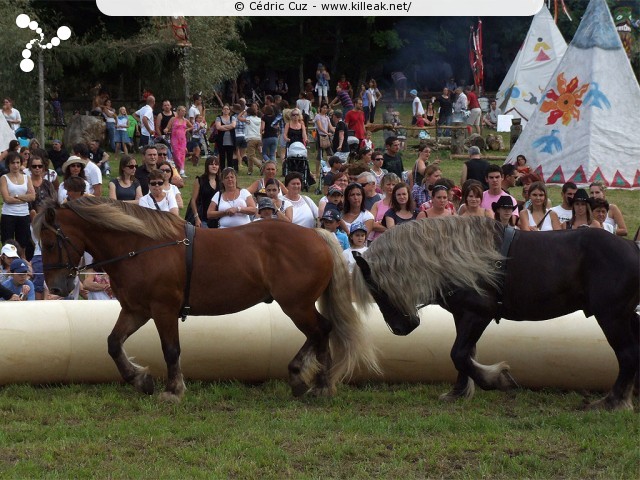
[353,254,420,336]
[37,203,85,297]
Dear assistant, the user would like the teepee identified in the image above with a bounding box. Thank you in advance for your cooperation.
[0,115,16,151]
[506,0,640,189]
[496,5,567,126]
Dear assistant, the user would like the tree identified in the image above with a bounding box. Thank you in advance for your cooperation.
[0,1,43,125]
[179,17,246,104]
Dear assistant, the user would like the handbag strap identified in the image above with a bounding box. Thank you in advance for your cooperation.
[536,210,551,230]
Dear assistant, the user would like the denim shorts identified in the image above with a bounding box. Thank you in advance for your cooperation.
[115,130,130,143]
[235,137,247,148]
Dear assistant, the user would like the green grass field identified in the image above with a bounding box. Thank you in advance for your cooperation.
[0,381,637,478]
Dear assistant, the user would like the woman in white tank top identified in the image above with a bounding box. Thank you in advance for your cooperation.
[0,152,35,251]
[519,181,561,232]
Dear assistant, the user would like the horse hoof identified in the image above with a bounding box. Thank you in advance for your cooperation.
[133,372,155,395]
[439,392,459,402]
[500,369,519,390]
[310,386,336,397]
[439,390,470,402]
[585,396,633,411]
[159,391,182,404]
[439,379,475,402]
[290,380,310,397]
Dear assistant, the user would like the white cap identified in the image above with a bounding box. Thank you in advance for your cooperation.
[1,244,19,258]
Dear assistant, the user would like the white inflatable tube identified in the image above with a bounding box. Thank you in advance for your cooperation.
[0,302,617,390]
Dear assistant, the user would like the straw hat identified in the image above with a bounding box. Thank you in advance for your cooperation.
[61,155,88,174]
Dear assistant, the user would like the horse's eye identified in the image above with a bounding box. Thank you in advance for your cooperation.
[44,243,55,252]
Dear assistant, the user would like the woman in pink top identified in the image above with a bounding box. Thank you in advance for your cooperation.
[368,172,399,242]
[165,106,193,177]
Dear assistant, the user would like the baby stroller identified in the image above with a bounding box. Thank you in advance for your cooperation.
[15,126,34,147]
[347,135,360,157]
[283,141,315,191]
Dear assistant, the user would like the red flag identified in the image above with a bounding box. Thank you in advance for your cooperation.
[469,19,484,93]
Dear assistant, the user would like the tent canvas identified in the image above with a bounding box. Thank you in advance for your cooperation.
[506,0,640,189]
[496,5,567,126]
[0,114,17,152]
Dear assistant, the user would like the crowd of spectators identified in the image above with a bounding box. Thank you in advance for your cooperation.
[0,76,631,303]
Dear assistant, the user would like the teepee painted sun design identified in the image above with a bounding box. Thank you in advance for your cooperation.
[540,73,590,126]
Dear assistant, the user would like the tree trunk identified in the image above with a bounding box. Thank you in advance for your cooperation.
[38,50,45,146]
[451,120,467,155]
[331,25,342,78]
[298,22,304,95]
[183,47,190,107]
[118,73,124,100]
[358,21,373,87]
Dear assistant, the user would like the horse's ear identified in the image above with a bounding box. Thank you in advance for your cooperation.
[353,253,371,279]
[44,205,56,226]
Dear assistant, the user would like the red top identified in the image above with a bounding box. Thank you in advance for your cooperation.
[467,91,480,109]
[338,80,351,92]
[345,109,366,141]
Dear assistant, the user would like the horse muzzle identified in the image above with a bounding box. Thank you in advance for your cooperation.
[47,277,75,298]
[385,312,421,336]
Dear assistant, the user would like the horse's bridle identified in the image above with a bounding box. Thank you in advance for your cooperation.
[42,223,86,278]
[41,221,190,279]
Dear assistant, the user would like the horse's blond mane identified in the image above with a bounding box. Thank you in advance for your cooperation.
[359,216,505,315]
[35,197,185,240]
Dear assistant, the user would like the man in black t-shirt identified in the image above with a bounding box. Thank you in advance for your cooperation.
[331,110,349,156]
[460,146,489,189]
[135,145,159,195]
[47,139,69,175]
[382,136,404,178]
[88,139,110,175]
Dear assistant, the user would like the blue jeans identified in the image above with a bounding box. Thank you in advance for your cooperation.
[106,122,116,151]
[262,137,277,161]
[139,135,154,147]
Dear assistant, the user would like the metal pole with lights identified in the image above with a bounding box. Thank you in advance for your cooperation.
[15,14,71,146]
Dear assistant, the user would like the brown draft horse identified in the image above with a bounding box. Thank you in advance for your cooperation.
[352,216,639,410]
[34,197,378,402]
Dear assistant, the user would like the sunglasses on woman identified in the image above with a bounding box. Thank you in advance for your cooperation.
[30,164,44,169]
[160,168,172,173]
[125,164,137,169]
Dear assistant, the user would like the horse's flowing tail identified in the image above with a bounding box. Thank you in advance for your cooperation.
[314,229,381,383]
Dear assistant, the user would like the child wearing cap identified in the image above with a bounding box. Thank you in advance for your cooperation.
[320,185,344,217]
[256,197,277,221]
[0,242,23,283]
[343,222,368,273]
[320,209,349,251]
[0,258,34,300]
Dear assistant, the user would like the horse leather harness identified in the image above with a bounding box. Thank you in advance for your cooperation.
[43,222,196,321]
[494,226,517,321]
